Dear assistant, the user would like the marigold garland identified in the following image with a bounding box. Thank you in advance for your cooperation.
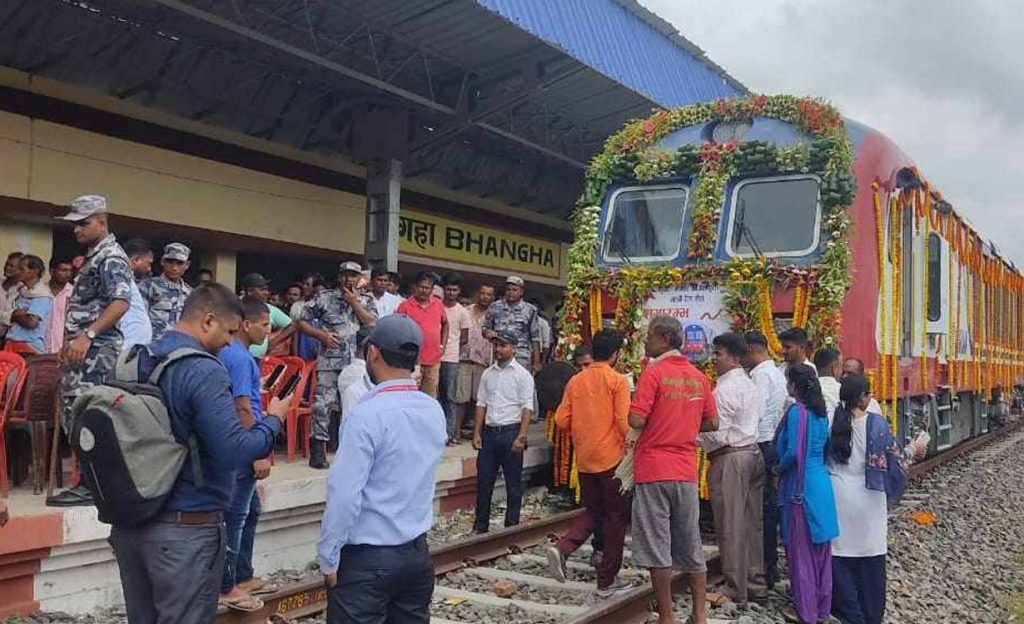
[559,95,856,372]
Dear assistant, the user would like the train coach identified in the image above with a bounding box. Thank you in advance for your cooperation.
[556,94,1023,452]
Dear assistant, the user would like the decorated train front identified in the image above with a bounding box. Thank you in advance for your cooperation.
[558,95,1024,449]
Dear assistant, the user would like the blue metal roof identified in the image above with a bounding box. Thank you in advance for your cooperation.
[475,0,745,108]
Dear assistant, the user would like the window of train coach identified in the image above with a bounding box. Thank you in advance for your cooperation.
[726,176,821,258]
[927,234,942,323]
[603,186,688,262]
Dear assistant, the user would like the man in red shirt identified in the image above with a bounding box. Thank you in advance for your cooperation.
[629,315,719,624]
[397,271,448,397]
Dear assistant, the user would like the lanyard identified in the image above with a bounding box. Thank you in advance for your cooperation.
[375,384,419,394]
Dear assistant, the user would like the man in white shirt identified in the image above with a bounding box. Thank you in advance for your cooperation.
[703,332,766,604]
[369,268,403,319]
[472,330,534,534]
[814,347,843,422]
[338,327,373,419]
[743,331,787,590]
[841,357,883,414]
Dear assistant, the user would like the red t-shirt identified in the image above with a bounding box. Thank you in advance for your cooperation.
[397,296,445,366]
[630,353,717,483]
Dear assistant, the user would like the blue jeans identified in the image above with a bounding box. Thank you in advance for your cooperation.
[439,362,460,440]
[473,425,524,533]
[221,473,260,593]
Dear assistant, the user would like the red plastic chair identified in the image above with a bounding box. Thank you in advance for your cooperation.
[0,351,31,495]
[277,357,313,463]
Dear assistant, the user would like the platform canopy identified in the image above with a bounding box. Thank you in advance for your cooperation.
[0,0,744,220]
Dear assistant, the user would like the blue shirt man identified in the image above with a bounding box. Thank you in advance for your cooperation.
[8,276,52,354]
[220,339,263,423]
[317,314,446,623]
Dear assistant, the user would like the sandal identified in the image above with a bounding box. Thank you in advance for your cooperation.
[220,595,264,613]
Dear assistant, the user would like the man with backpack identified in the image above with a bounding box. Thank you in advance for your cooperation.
[101,284,285,623]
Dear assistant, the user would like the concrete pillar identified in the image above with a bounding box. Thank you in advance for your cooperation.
[0,220,53,265]
[364,158,402,273]
[199,250,237,289]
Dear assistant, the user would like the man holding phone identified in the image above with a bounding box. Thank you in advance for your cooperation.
[298,261,377,469]
[218,299,276,611]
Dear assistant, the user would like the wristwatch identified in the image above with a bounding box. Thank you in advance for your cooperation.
[84,329,97,341]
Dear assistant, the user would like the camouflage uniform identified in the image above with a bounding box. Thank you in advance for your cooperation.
[138,275,192,340]
[484,298,540,368]
[60,233,133,434]
[302,289,377,441]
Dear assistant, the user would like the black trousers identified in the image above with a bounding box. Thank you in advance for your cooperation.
[473,425,524,533]
[758,440,779,588]
[832,555,886,624]
[327,535,433,624]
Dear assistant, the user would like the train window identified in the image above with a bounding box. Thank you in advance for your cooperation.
[603,185,688,263]
[928,234,942,322]
[725,176,821,258]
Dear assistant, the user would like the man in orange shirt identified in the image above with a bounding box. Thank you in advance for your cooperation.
[545,329,632,598]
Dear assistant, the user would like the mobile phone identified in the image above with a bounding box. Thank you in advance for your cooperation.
[263,365,286,390]
[277,373,301,400]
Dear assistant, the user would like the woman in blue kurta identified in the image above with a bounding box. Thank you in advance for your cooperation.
[775,363,839,623]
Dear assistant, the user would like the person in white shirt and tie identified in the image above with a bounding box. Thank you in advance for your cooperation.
[703,332,767,605]
[743,331,788,591]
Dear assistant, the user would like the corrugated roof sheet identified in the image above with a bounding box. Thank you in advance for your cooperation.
[475,0,745,108]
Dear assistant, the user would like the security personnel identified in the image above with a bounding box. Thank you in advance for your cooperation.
[139,242,193,340]
[483,275,542,372]
[297,261,377,469]
[47,195,132,507]
[317,314,446,623]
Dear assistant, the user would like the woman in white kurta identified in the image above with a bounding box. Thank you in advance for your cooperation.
[827,373,924,624]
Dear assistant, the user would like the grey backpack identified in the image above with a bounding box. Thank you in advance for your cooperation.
[71,346,217,527]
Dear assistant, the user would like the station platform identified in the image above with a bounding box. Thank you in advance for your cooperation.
[0,425,552,618]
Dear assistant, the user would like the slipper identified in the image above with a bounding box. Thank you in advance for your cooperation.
[220,595,264,613]
[250,581,281,596]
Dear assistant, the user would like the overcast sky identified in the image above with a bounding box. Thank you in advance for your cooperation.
[639,0,1024,265]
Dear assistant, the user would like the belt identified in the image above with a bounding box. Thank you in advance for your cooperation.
[343,534,427,552]
[709,444,759,459]
[484,423,521,433]
[156,511,223,525]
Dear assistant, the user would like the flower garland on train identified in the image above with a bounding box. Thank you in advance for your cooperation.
[556,95,855,371]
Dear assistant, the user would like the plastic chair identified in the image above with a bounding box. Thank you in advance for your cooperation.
[5,354,59,494]
[277,357,313,463]
[0,351,30,495]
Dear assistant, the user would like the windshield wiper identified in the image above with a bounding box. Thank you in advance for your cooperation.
[735,199,764,258]
[605,221,635,267]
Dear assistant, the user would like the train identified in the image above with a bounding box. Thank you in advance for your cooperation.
[556,94,1023,451]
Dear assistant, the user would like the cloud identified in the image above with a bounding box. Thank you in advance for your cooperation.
[639,0,1024,263]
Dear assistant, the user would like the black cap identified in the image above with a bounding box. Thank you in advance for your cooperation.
[369,314,422,357]
[242,273,270,288]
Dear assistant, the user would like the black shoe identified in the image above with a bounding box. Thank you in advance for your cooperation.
[309,441,330,469]
[46,483,94,507]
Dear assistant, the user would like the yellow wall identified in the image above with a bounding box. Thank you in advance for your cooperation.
[0,220,53,264]
[0,111,366,254]
[0,109,568,283]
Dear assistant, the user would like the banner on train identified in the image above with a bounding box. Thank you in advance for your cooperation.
[644,286,732,360]
[398,209,561,278]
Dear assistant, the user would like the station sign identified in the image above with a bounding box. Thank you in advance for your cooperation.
[643,285,732,360]
[398,209,561,278]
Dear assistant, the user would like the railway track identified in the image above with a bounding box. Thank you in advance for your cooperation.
[217,420,1021,624]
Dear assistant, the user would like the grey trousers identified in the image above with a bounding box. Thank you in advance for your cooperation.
[708,446,767,603]
[109,521,225,624]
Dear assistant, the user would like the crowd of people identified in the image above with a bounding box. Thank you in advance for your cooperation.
[0,193,925,624]
[542,322,926,624]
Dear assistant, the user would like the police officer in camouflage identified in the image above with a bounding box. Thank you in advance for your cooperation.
[483,275,542,372]
[47,195,133,507]
[139,243,193,340]
[297,261,377,468]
